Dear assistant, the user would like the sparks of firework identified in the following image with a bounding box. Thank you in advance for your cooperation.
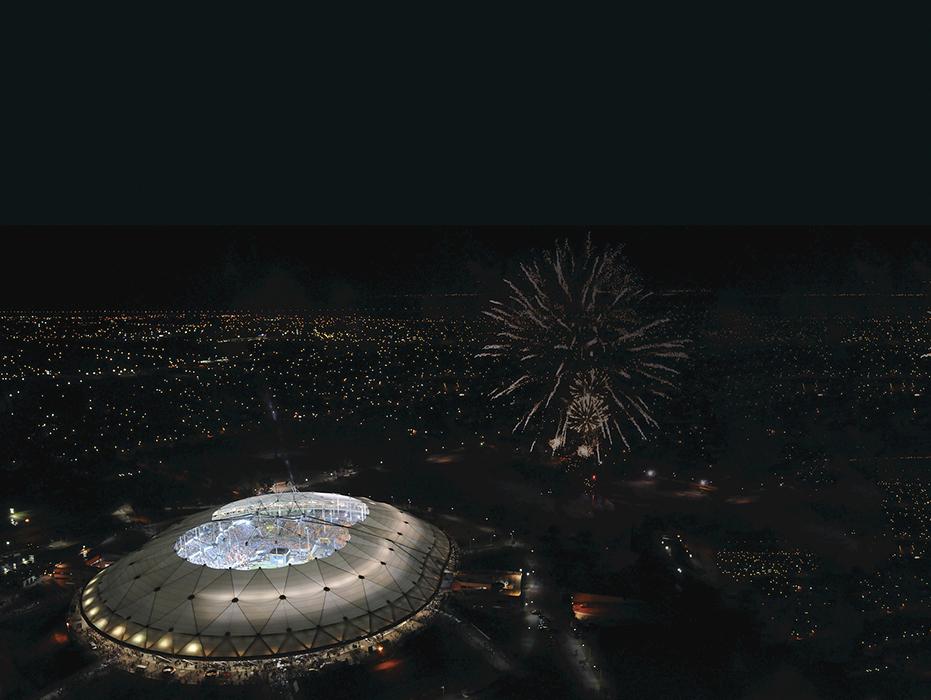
[565,374,611,462]
[478,236,688,462]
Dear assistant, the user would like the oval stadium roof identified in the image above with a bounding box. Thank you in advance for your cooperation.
[79,492,451,659]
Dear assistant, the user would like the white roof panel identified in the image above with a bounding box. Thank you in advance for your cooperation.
[80,493,450,659]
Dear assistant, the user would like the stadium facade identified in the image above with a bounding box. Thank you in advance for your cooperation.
[70,492,452,680]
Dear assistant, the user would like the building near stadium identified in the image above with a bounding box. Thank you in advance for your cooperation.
[70,492,452,681]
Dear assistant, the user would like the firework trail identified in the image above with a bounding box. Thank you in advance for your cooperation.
[478,236,688,462]
[262,391,296,489]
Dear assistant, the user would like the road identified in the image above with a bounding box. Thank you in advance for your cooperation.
[521,550,611,698]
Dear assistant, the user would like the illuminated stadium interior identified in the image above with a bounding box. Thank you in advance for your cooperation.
[173,492,370,570]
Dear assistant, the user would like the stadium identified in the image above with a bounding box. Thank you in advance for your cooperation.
[69,492,453,681]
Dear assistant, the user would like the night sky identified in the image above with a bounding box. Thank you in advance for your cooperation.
[5,228,931,309]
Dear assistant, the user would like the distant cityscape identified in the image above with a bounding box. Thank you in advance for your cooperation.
[3,240,931,698]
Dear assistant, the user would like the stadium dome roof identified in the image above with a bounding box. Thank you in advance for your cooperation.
[78,492,451,659]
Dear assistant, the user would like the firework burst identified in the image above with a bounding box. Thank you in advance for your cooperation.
[566,389,610,462]
[478,236,688,462]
